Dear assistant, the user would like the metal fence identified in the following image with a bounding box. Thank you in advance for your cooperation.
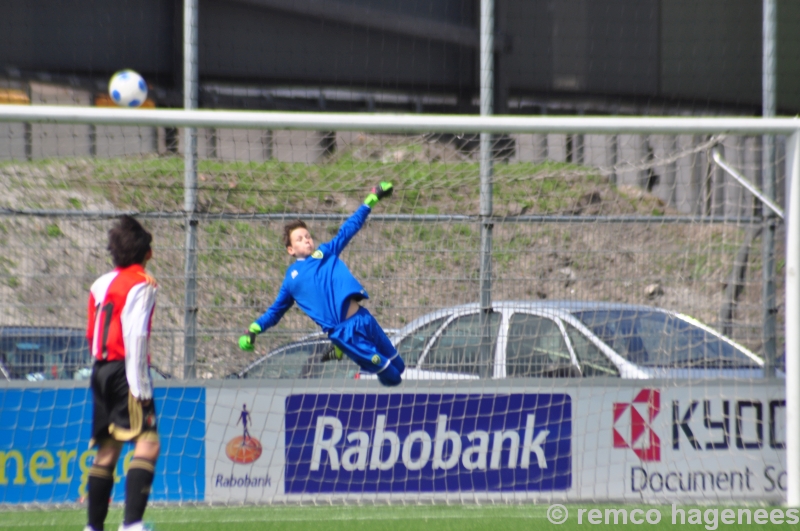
[0,109,794,382]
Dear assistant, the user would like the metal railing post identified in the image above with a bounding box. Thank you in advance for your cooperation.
[786,130,800,507]
[479,0,494,378]
[762,0,778,377]
[183,0,199,379]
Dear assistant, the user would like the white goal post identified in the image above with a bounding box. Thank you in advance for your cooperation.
[0,105,797,506]
[1,105,799,136]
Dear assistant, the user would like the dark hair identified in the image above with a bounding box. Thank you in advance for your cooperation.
[107,215,153,267]
[283,220,308,248]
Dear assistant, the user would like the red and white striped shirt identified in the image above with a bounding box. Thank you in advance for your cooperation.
[87,264,157,399]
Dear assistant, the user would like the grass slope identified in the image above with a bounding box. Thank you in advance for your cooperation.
[0,140,776,376]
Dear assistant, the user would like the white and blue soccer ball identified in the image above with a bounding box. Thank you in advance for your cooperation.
[108,69,148,107]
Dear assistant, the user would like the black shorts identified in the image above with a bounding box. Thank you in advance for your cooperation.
[90,360,158,447]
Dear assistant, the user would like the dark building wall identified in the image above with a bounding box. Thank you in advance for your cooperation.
[199,0,475,90]
[503,0,552,92]
[777,0,800,111]
[507,0,660,97]
[0,0,798,113]
[660,0,800,111]
[661,0,762,108]
[0,1,174,80]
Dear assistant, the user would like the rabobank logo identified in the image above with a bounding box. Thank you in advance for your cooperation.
[225,404,262,464]
[284,394,571,493]
[613,389,660,462]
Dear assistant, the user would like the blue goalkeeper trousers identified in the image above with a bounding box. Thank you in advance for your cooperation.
[328,306,405,386]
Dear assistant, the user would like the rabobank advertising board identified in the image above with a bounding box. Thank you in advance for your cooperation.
[205,383,786,503]
[204,388,571,501]
[0,387,205,504]
[285,393,572,493]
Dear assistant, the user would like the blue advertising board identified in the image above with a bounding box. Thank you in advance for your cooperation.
[285,393,571,493]
[0,387,205,504]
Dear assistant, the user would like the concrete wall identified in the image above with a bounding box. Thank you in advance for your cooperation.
[510,132,783,218]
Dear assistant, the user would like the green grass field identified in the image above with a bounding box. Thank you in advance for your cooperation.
[0,504,792,531]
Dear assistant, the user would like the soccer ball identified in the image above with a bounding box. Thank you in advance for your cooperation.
[108,69,148,107]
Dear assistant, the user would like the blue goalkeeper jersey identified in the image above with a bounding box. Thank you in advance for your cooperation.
[254,205,372,334]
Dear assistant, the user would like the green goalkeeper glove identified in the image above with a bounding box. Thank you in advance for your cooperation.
[238,322,262,351]
[364,182,394,208]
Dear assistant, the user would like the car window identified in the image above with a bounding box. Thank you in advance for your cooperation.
[0,334,90,380]
[242,341,358,379]
[666,317,760,369]
[506,313,577,377]
[563,322,619,377]
[394,316,448,367]
[242,342,321,379]
[302,346,361,380]
[573,310,758,368]
[421,312,500,376]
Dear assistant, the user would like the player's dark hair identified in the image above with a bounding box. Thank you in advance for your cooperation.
[283,220,308,248]
[107,215,152,267]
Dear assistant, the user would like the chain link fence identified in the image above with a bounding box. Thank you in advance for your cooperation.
[0,124,787,378]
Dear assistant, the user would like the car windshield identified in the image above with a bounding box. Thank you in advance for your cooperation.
[0,334,90,380]
[394,316,448,366]
[241,341,358,379]
[506,313,578,377]
[421,312,500,376]
[572,310,759,369]
[562,322,619,377]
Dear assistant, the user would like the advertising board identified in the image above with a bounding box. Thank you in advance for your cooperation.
[0,387,205,504]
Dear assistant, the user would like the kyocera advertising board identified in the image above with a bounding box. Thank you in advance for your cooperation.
[573,385,786,502]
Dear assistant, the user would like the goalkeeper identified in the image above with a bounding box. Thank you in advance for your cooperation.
[239,182,405,386]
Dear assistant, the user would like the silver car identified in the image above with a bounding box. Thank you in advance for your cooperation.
[232,333,359,380]
[231,330,398,380]
[365,301,765,380]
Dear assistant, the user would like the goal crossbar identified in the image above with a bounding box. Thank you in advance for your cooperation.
[0,104,799,135]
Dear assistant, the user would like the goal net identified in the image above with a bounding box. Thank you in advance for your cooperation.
[0,108,793,505]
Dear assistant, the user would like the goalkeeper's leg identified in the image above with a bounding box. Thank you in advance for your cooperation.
[321,343,344,362]
[376,362,403,386]
[371,318,404,386]
[329,306,405,386]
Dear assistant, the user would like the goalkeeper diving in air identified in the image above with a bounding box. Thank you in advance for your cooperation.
[238,182,405,386]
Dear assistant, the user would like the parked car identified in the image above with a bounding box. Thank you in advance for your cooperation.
[379,301,765,380]
[231,333,359,380]
[0,327,91,381]
[0,327,171,381]
[231,330,397,380]
[236,301,765,381]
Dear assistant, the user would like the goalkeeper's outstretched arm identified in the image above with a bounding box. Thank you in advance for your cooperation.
[327,182,394,257]
[363,181,393,208]
[239,285,294,351]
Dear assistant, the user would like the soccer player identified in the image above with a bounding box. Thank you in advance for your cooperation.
[85,216,159,531]
[238,182,405,386]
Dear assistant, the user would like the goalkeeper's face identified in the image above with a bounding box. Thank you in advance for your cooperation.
[287,227,315,259]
